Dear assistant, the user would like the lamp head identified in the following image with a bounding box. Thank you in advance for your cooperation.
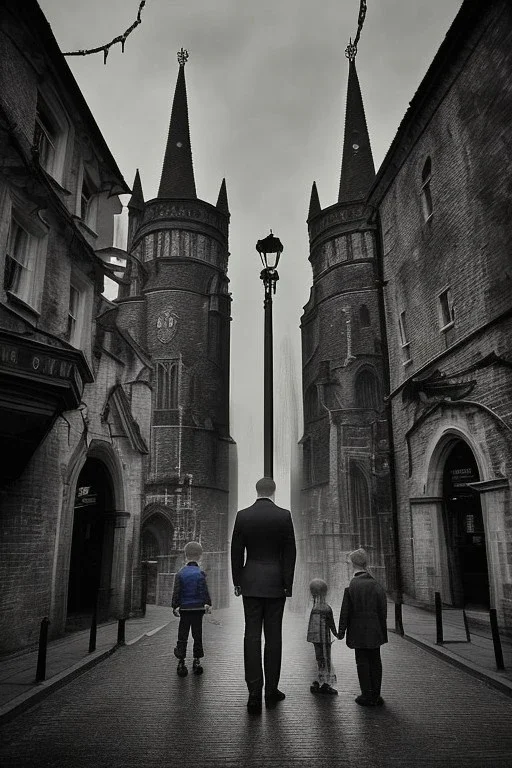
[256,230,283,270]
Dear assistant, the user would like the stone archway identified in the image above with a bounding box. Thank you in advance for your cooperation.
[424,429,490,609]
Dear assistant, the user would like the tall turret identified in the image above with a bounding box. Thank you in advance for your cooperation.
[115,50,234,607]
[299,46,392,605]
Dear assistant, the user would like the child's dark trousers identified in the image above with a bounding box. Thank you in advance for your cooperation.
[175,610,205,659]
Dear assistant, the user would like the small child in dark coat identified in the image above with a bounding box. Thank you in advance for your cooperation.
[171,541,212,676]
[338,548,388,706]
[307,578,338,695]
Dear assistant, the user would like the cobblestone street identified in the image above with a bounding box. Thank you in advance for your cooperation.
[1,603,511,768]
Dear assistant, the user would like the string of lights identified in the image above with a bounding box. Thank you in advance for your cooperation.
[62,1,146,64]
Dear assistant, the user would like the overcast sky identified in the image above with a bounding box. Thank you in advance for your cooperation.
[40,0,462,509]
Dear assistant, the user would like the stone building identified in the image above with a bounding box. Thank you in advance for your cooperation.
[116,50,234,608]
[0,0,150,652]
[368,0,512,626]
[298,54,394,605]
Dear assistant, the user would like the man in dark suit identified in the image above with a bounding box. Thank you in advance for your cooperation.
[231,477,296,713]
[338,548,388,706]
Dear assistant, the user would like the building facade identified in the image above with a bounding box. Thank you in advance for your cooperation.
[0,1,151,652]
[298,56,394,605]
[369,0,512,626]
[116,51,234,608]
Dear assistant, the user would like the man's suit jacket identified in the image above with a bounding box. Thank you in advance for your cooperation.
[230,498,296,598]
[338,572,388,649]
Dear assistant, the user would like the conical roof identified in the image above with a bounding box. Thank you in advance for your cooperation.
[338,59,375,203]
[158,51,197,199]
[216,178,229,215]
[128,169,144,210]
[308,181,321,219]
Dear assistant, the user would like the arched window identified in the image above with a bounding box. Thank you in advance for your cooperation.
[421,157,433,221]
[156,360,179,410]
[355,369,380,409]
[305,385,321,420]
[359,304,370,327]
[349,464,377,551]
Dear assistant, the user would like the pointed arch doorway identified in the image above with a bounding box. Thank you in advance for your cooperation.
[442,440,490,608]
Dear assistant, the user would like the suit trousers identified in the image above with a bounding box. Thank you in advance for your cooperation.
[175,610,205,659]
[242,596,286,694]
[354,647,382,699]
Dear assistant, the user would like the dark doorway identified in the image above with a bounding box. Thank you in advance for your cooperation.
[67,459,114,621]
[443,440,489,608]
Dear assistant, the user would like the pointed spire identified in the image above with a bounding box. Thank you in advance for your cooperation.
[158,48,197,199]
[128,169,144,211]
[308,181,321,219]
[338,59,375,203]
[216,178,229,215]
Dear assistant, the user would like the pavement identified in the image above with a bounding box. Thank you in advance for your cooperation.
[1,601,512,767]
[0,599,511,726]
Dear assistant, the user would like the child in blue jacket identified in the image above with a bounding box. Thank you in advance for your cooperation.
[172,541,212,676]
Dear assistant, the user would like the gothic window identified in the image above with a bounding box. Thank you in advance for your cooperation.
[359,304,370,327]
[350,464,376,551]
[156,360,179,410]
[421,157,433,221]
[355,369,380,410]
[305,385,321,420]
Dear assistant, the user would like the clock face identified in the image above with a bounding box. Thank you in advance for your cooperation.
[352,143,360,150]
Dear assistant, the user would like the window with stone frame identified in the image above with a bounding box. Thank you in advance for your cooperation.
[305,384,322,421]
[438,287,455,330]
[421,156,433,221]
[354,368,380,409]
[349,463,377,552]
[155,360,179,410]
[33,93,69,185]
[4,213,47,311]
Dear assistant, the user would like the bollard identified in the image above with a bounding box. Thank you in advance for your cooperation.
[435,591,443,645]
[489,609,505,671]
[89,599,98,653]
[395,601,404,636]
[35,617,50,683]
[462,609,471,643]
[117,618,126,646]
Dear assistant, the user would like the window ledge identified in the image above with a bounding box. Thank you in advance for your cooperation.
[5,291,41,320]
[440,321,454,333]
[402,358,413,368]
[423,213,434,225]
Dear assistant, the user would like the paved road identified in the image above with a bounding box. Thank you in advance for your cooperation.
[1,602,511,767]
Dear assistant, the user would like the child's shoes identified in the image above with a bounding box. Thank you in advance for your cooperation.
[192,658,204,675]
[319,683,338,695]
[177,658,188,677]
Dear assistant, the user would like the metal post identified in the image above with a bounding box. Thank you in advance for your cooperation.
[141,562,148,617]
[117,618,126,646]
[395,601,404,636]
[263,276,274,479]
[89,592,98,653]
[462,609,471,643]
[435,591,443,645]
[490,608,505,670]
[35,617,50,683]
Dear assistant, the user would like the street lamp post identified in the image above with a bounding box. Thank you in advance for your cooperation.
[256,231,283,480]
